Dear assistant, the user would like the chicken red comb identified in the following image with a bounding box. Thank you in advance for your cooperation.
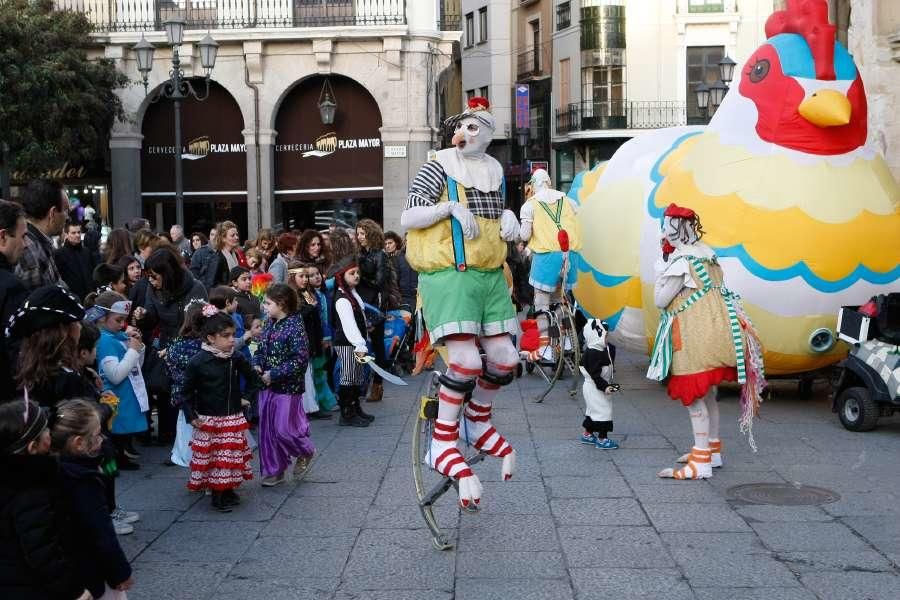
[467,97,490,111]
[765,0,836,80]
[664,203,696,220]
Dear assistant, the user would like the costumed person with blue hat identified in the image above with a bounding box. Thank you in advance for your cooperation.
[401,97,521,509]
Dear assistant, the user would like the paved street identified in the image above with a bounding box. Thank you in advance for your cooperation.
[120,351,900,600]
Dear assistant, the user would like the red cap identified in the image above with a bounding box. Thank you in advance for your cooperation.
[664,203,696,220]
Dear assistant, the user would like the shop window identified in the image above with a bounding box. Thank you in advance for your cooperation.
[479,86,489,102]
[478,7,488,43]
[466,89,476,102]
[686,45,724,119]
[465,12,474,47]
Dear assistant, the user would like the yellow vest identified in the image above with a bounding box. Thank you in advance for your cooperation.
[406,179,507,273]
[527,197,582,253]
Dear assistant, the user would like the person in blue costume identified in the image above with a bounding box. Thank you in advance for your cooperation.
[86,291,149,470]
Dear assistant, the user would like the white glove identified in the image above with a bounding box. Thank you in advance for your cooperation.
[400,203,454,230]
[450,203,480,240]
[499,209,521,242]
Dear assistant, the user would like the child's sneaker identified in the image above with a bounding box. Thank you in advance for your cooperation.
[112,518,134,535]
[593,437,619,450]
[579,432,597,445]
[111,507,140,524]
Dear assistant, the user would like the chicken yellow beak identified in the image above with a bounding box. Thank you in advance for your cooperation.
[798,89,852,127]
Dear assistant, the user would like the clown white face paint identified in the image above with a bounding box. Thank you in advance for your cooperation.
[452,116,493,158]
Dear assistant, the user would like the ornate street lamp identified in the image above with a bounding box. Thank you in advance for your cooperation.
[318,78,337,125]
[719,55,737,84]
[131,23,218,228]
[709,79,728,110]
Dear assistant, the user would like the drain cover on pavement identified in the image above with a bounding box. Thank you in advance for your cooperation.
[727,483,841,506]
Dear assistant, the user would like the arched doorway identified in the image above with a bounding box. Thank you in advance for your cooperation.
[140,81,247,236]
[274,75,383,231]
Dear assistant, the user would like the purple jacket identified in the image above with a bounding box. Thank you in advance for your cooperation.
[253,312,310,394]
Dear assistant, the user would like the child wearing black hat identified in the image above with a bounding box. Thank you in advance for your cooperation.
[0,400,91,600]
[8,285,89,409]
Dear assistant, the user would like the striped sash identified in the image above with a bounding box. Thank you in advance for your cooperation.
[647,257,748,383]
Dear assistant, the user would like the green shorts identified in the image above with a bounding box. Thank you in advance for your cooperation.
[418,268,518,341]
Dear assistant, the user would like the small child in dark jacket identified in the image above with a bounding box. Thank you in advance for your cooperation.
[52,399,133,598]
[579,319,620,450]
[182,307,263,512]
[0,400,90,600]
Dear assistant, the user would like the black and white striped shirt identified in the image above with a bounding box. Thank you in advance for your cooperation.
[406,161,505,219]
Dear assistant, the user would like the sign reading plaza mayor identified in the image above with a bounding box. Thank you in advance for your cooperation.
[141,81,247,196]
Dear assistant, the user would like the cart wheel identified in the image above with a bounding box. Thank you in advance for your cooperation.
[837,386,879,432]
[525,362,535,374]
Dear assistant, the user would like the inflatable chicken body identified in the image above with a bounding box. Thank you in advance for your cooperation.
[572,0,900,375]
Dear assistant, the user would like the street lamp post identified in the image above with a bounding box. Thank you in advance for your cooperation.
[132,20,219,228]
[693,55,736,124]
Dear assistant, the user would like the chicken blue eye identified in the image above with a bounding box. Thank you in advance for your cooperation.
[749,59,770,83]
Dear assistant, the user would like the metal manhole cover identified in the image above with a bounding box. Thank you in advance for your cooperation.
[727,483,841,506]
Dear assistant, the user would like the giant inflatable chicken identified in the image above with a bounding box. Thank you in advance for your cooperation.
[572,0,900,375]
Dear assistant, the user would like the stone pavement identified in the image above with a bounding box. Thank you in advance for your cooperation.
[120,350,900,600]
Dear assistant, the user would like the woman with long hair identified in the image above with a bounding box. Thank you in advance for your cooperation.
[210,221,248,286]
[298,229,330,269]
[355,219,389,402]
[104,228,133,265]
[136,247,208,445]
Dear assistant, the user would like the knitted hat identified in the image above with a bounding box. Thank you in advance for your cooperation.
[327,254,358,280]
[1,400,48,456]
[6,285,85,340]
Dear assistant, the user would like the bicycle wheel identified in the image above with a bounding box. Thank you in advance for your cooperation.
[535,310,565,403]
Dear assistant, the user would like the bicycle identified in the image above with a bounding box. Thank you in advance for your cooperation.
[526,295,582,403]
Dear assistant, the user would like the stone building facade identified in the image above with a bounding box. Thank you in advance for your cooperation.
[73,1,460,234]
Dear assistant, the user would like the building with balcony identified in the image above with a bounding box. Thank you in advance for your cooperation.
[510,0,554,209]
[550,0,774,193]
[460,0,513,174]
[52,0,460,235]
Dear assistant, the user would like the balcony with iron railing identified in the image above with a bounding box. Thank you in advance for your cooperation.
[516,42,552,81]
[556,100,687,134]
[53,0,407,31]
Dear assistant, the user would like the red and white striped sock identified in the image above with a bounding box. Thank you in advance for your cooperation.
[464,364,515,460]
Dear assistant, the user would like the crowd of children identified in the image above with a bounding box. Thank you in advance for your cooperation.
[0,207,409,598]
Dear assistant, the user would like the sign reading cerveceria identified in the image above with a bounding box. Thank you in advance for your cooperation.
[146,136,246,159]
[275,132,382,158]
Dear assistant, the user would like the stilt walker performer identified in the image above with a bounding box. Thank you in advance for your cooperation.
[402,97,521,508]
[519,168,582,360]
[648,204,766,479]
